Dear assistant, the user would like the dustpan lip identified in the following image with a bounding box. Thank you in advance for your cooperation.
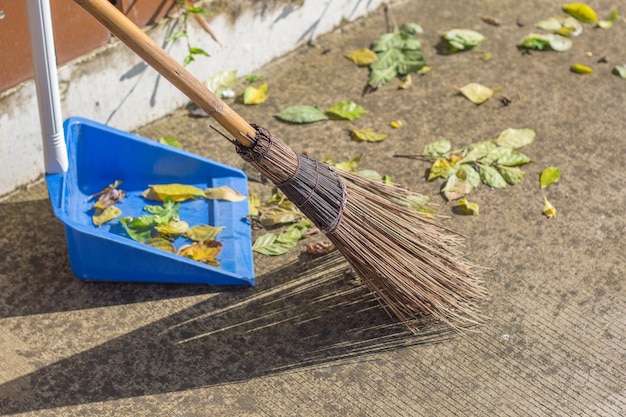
[46,117,255,286]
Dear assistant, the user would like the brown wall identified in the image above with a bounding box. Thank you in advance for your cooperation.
[0,0,177,93]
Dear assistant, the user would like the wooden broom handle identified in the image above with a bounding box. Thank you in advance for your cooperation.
[73,0,256,147]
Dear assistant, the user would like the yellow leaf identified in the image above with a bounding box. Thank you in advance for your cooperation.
[390,120,404,129]
[428,158,452,180]
[242,83,268,105]
[155,220,189,236]
[345,48,378,66]
[562,3,598,23]
[351,127,388,142]
[456,198,480,215]
[457,83,496,104]
[205,185,246,202]
[248,191,261,216]
[145,237,176,253]
[571,63,593,74]
[92,206,121,226]
[142,184,205,202]
[177,241,222,266]
[184,225,224,241]
[543,197,557,218]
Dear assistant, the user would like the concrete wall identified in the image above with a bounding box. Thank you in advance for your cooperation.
[0,0,386,197]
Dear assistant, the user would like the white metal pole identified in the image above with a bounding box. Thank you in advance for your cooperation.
[26,0,68,174]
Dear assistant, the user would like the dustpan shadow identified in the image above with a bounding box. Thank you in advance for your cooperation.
[0,251,454,414]
[0,196,224,318]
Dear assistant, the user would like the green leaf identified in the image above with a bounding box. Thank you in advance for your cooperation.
[275,105,329,124]
[120,218,153,243]
[496,128,536,148]
[460,141,497,164]
[457,83,496,105]
[325,101,366,121]
[246,74,263,83]
[372,33,399,53]
[205,70,237,97]
[368,25,425,88]
[495,149,532,166]
[562,3,598,23]
[518,33,573,52]
[159,136,183,149]
[443,29,486,51]
[497,166,525,184]
[184,225,224,241]
[478,164,507,188]
[399,23,424,35]
[459,164,482,187]
[144,198,180,224]
[535,16,582,35]
[188,47,210,58]
[540,166,561,189]
[423,138,452,157]
[252,220,312,256]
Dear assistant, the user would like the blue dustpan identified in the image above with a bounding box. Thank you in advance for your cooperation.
[46,118,254,286]
[28,1,254,286]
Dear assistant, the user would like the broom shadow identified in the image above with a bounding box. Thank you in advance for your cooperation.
[0,250,454,414]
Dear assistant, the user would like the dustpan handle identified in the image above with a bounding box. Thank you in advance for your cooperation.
[27,0,69,173]
[73,0,256,147]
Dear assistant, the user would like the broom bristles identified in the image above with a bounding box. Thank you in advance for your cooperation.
[238,125,486,332]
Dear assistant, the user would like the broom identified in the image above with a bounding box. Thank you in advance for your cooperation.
[72,0,486,331]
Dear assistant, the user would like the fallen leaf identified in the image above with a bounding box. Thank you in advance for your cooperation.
[159,136,183,149]
[456,198,480,215]
[457,83,497,104]
[390,120,404,128]
[540,167,561,189]
[562,3,598,23]
[614,64,626,79]
[571,63,593,74]
[92,206,121,226]
[305,241,336,256]
[459,164,482,188]
[89,180,126,210]
[325,101,366,121]
[518,33,573,51]
[178,240,222,266]
[242,83,268,105]
[495,148,532,167]
[497,166,525,184]
[204,185,246,202]
[597,8,619,29]
[423,138,452,157]
[543,197,557,218]
[428,157,453,180]
[326,155,362,172]
[460,141,497,163]
[275,105,329,124]
[443,29,486,51]
[155,220,189,237]
[205,70,237,97]
[143,184,205,202]
[351,127,388,142]
[535,16,583,36]
[442,173,474,200]
[496,128,536,148]
[478,163,507,188]
[253,220,312,256]
[248,191,260,216]
[145,237,176,253]
[345,48,378,66]
[184,225,224,241]
[259,204,303,227]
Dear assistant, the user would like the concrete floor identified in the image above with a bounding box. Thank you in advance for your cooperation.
[1,0,625,415]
